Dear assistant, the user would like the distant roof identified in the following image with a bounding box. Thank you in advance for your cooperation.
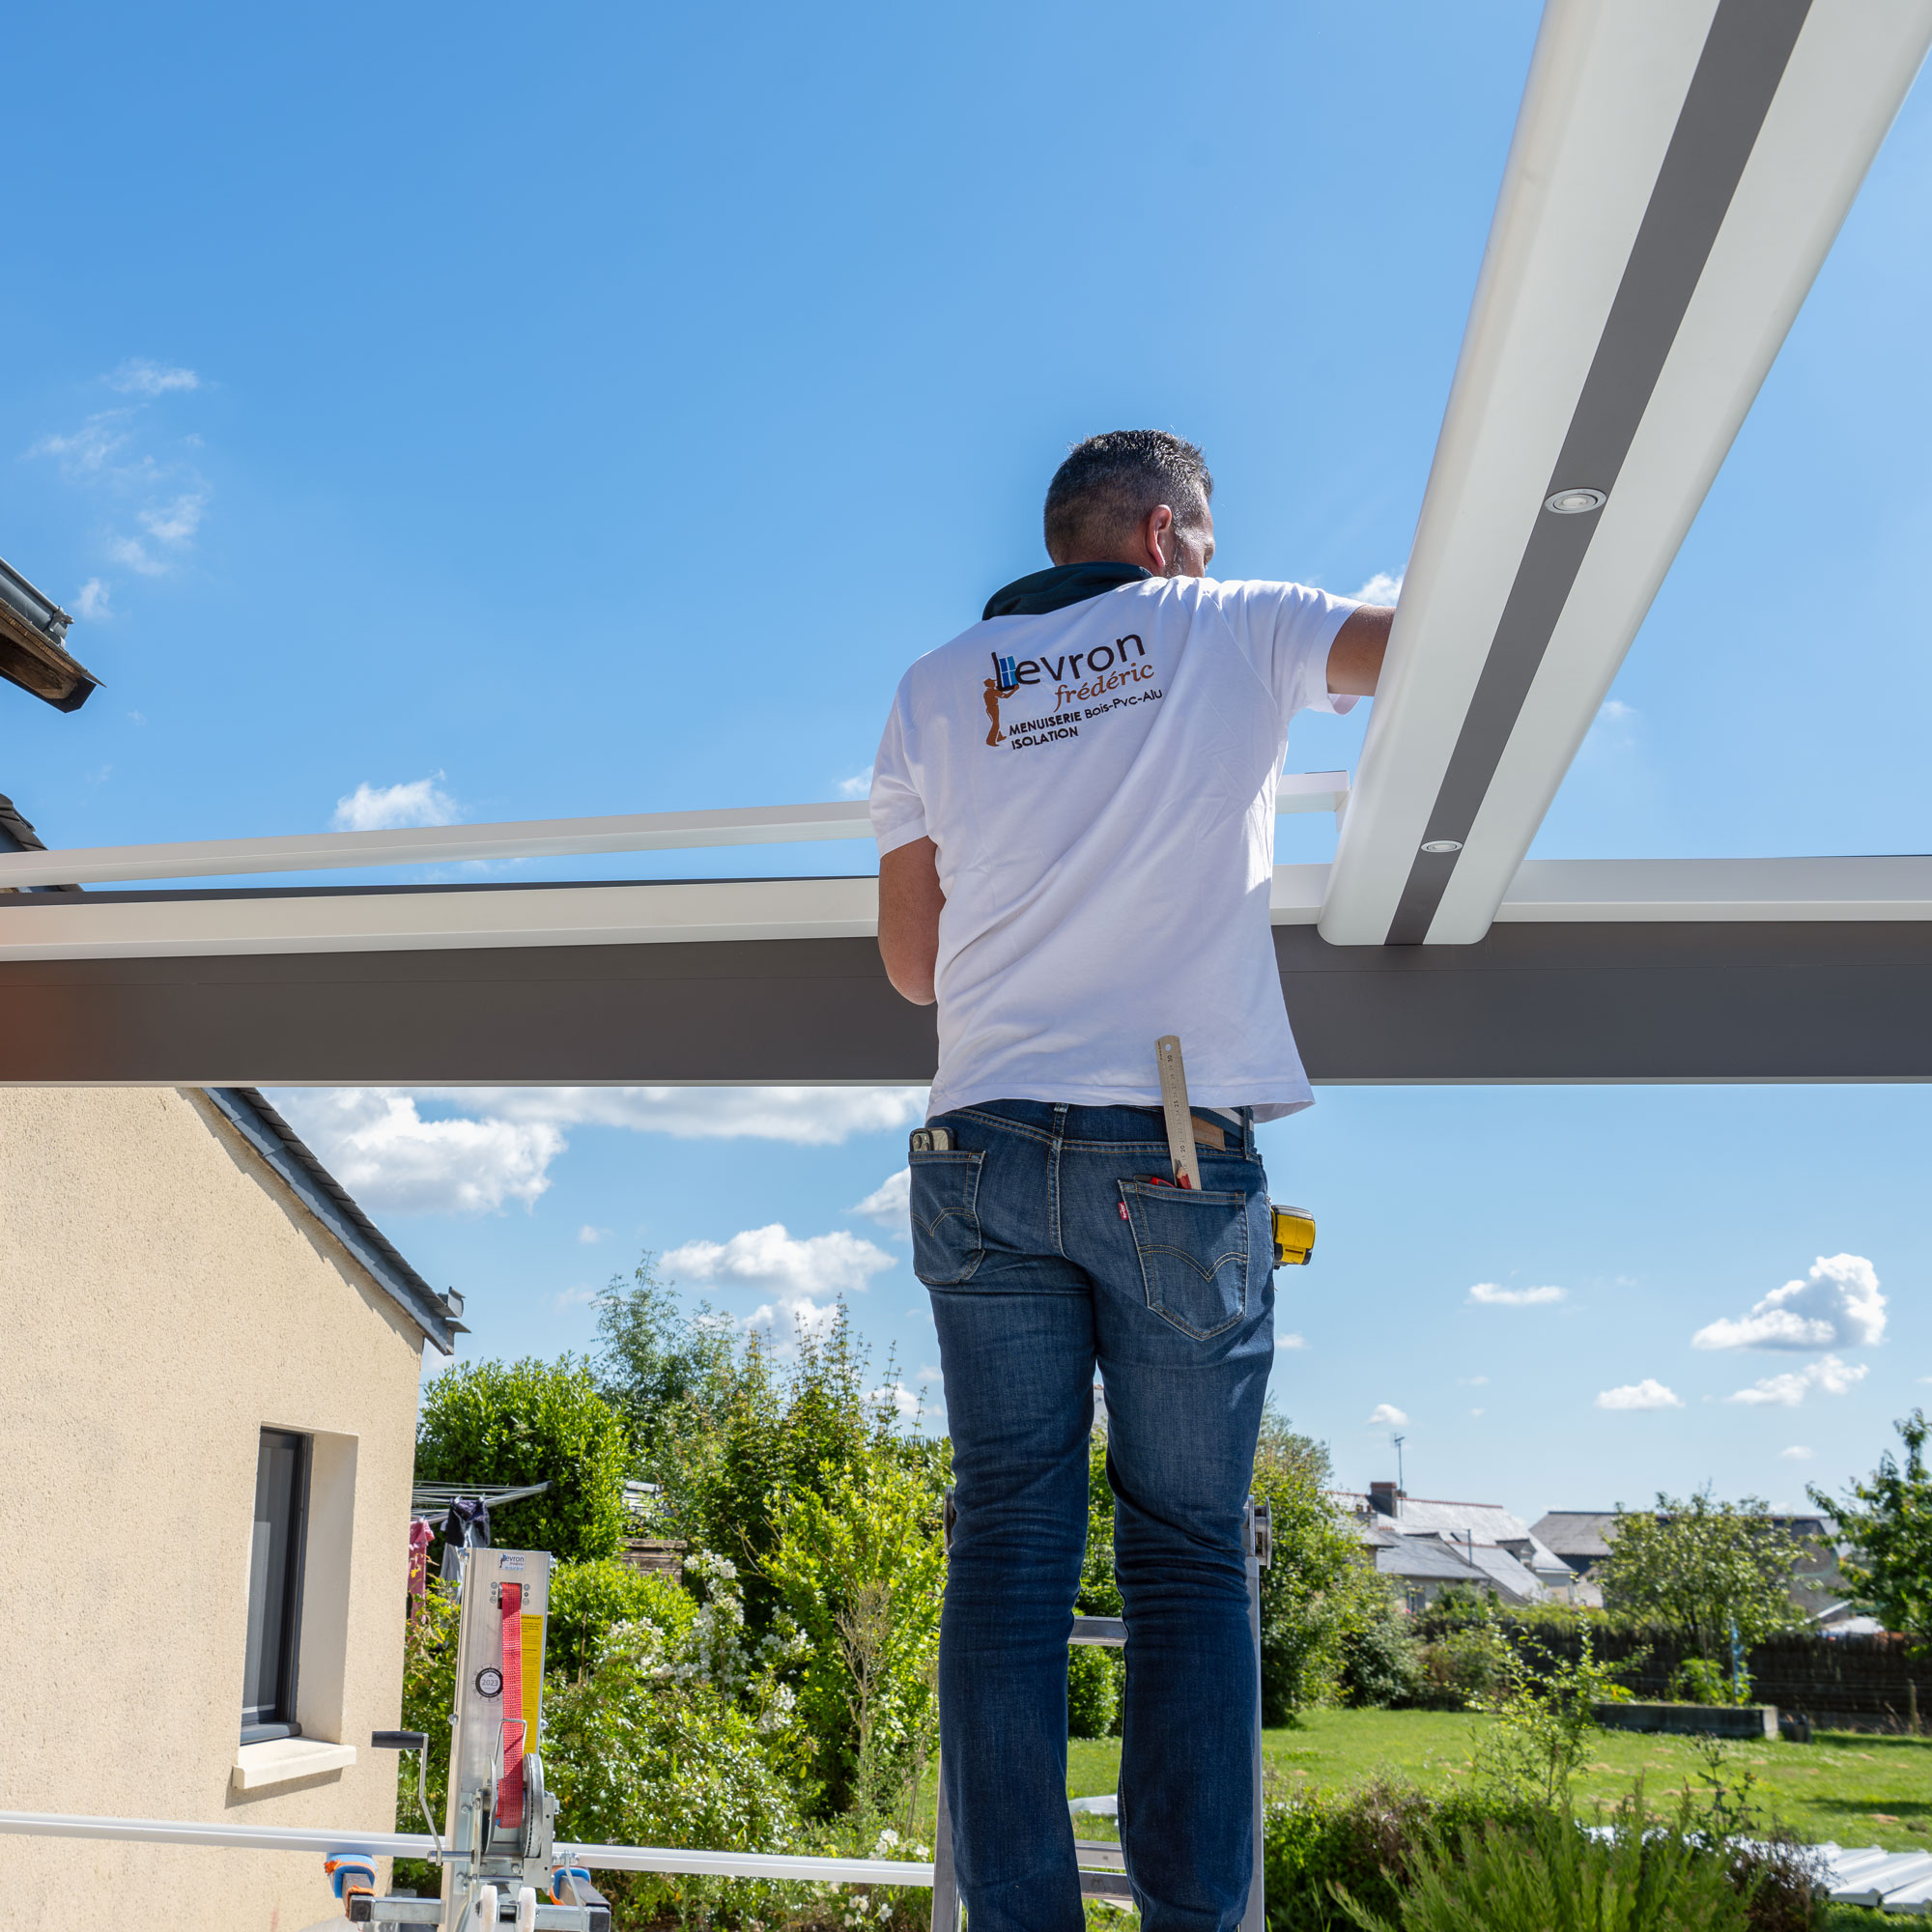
[1375,1537,1486,1583]
[1458,1541,1546,1603]
[202,1086,462,1354]
[1531,1509,1831,1559]
[1530,1511,1621,1558]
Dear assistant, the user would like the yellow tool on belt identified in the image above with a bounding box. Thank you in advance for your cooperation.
[1155,1036,1316,1267]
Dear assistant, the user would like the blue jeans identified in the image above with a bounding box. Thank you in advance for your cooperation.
[913,1100,1274,1932]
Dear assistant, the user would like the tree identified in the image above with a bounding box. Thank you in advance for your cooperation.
[415,1355,630,1562]
[1599,1490,1806,1680]
[593,1252,738,1477]
[1251,1408,1364,1719]
[1811,1408,1932,1649]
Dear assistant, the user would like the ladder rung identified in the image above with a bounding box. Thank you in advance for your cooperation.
[1070,1616,1126,1646]
[1079,1869,1132,1899]
[1076,1847,1126,1872]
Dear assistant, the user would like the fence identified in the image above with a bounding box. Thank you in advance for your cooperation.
[1428,1617,1929,1731]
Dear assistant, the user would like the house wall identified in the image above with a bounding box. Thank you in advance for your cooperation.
[0,1088,427,1932]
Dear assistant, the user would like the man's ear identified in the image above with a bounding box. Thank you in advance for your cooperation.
[1142,505,1176,573]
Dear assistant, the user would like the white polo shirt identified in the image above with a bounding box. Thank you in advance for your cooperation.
[870,570,1359,1122]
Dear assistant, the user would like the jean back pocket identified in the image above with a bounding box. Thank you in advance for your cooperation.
[910,1150,985,1286]
[1119,1180,1252,1339]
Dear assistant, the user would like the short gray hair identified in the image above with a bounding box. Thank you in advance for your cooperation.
[1042,430,1213,563]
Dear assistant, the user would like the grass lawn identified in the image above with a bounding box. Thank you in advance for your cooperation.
[1063,1710,1932,1855]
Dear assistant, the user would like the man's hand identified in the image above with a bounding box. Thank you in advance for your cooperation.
[1328,605,1394,697]
[878,837,944,1005]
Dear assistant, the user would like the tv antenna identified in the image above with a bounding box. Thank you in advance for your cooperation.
[1391,1433,1406,1495]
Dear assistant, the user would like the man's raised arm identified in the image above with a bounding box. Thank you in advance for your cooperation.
[1328,604,1393,697]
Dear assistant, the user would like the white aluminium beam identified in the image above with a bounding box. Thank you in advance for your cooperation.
[0,774,1349,891]
[0,857,1926,964]
[1321,0,1932,947]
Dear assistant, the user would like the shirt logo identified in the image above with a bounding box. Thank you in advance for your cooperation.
[980,637,1159,750]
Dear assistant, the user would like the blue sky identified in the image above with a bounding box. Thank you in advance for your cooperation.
[5,4,1927,1522]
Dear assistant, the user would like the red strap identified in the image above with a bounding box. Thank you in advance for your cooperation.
[495,1581,526,1830]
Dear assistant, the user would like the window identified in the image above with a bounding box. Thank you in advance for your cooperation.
[242,1429,309,1743]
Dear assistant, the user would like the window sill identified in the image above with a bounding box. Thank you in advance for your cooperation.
[231,1736,356,1792]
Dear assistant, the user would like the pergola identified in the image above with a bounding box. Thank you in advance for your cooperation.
[3,0,1930,1092]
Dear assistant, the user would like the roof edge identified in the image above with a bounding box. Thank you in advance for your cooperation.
[200,1086,461,1353]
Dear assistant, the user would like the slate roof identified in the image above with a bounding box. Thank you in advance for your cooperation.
[201,1086,464,1355]
[1531,1511,1621,1563]
[1374,1537,1487,1584]
[1331,1491,1571,1585]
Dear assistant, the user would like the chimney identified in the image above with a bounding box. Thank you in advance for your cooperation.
[1369,1480,1400,1519]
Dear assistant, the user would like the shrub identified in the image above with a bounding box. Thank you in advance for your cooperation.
[761,1456,947,1819]
[1672,1656,1732,1707]
[1413,1625,1512,1710]
[415,1355,630,1563]
[1263,1780,1529,1932]
[541,1603,806,1929]
[1333,1572,1423,1709]
[1332,1807,1753,1932]
[547,1557,696,1678]
[1067,1643,1122,1739]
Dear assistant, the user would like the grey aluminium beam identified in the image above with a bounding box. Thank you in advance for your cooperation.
[0,920,1927,1087]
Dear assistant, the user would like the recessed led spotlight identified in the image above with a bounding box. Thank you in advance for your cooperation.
[1420,839,1463,855]
[1545,487,1606,515]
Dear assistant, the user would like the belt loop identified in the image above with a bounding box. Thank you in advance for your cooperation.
[1242,1106,1256,1159]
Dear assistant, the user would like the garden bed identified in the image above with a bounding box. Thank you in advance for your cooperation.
[1594,1700,1781,1740]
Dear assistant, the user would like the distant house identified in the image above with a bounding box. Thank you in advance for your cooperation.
[1332,1484,1577,1610]
[1,1084,464,1928]
[1531,1509,1847,1620]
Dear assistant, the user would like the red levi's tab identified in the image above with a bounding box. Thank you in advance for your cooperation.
[496,1581,526,1831]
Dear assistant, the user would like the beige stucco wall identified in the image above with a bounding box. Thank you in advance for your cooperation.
[0,1088,430,1931]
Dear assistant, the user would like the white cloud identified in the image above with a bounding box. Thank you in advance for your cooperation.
[850,1168,911,1234]
[332,775,462,833]
[836,767,874,800]
[424,1085,928,1148]
[1352,571,1404,605]
[663,1223,896,1300]
[107,534,168,577]
[1598,699,1637,724]
[1692,1255,1885,1352]
[1367,1403,1408,1426]
[1595,1378,1683,1411]
[1470,1406,1486,1418]
[1459,1376,1490,1386]
[744,1293,842,1345]
[271,1089,563,1214]
[1725,1353,1867,1407]
[576,1225,611,1245]
[139,490,207,546]
[73,579,111,620]
[554,1285,599,1311]
[1779,1446,1816,1462]
[1467,1282,1566,1307]
[107,359,200,396]
[1277,1332,1308,1350]
[32,412,134,474]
